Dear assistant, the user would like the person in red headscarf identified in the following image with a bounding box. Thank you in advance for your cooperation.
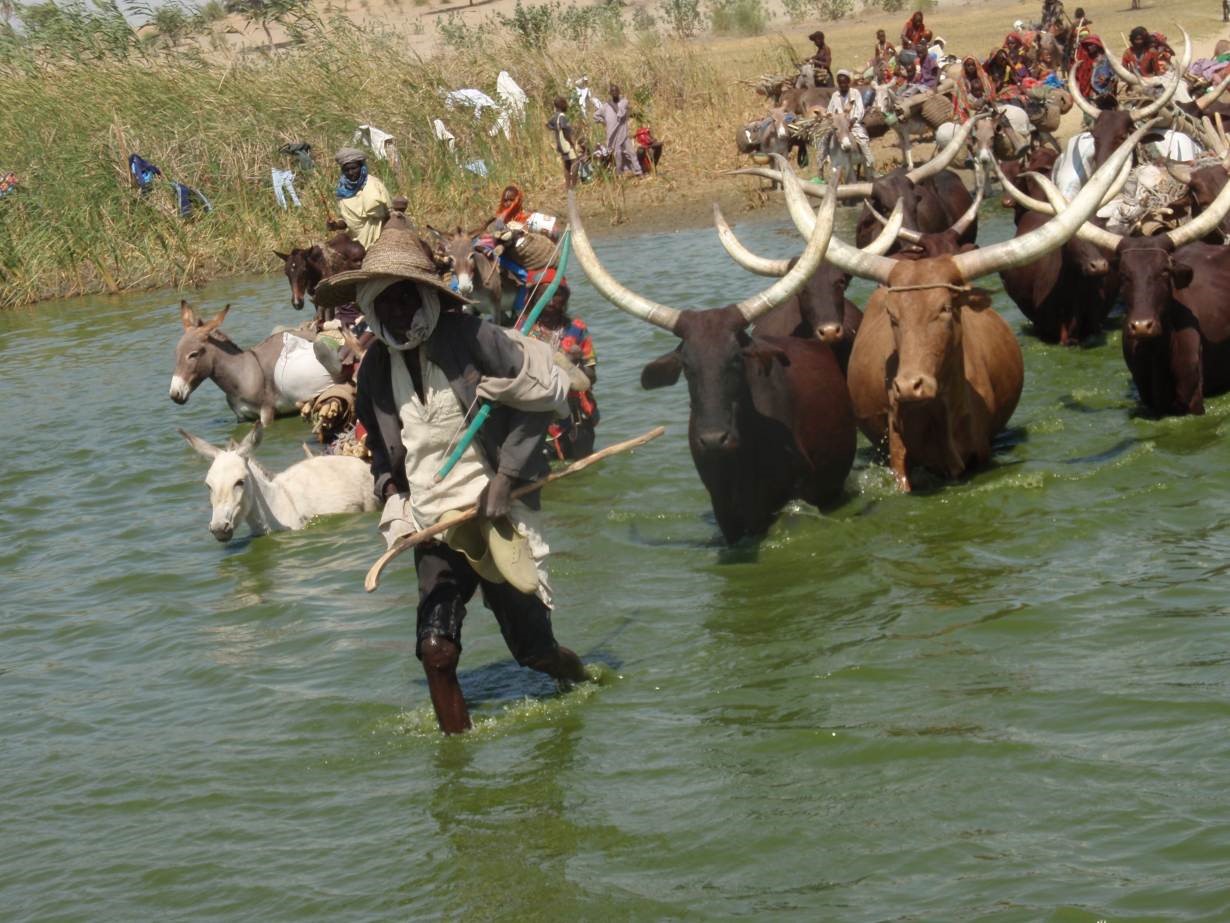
[954,55,997,120]
[494,184,529,226]
[1123,25,1167,76]
[901,11,931,49]
[1075,35,1117,104]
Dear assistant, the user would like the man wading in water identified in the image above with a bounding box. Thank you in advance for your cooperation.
[316,205,588,734]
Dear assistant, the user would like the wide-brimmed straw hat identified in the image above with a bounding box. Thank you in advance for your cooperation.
[315,200,472,309]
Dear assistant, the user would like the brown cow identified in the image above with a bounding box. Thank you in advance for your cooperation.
[710,198,903,371]
[779,120,1155,490]
[1038,170,1230,414]
[568,187,856,543]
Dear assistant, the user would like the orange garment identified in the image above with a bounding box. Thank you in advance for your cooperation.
[495,186,529,225]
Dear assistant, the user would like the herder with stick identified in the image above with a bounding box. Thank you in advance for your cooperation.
[316,204,588,734]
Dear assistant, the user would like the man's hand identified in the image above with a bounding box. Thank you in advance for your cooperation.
[480,472,513,520]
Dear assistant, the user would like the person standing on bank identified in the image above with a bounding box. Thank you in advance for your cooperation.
[596,84,643,177]
[315,204,588,734]
[334,147,393,251]
[547,96,579,189]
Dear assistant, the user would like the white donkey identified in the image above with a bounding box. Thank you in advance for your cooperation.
[179,424,377,542]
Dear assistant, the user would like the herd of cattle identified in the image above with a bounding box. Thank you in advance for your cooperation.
[570,30,1230,543]
[173,26,1230,548]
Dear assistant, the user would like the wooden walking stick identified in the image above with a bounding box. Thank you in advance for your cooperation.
[364,426,666,592]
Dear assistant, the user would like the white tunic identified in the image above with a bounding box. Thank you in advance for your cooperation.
[378,350,553,603]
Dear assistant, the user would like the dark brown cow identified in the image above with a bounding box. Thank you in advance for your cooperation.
[274,232,364,320]
[1056,173,1230,415]
[568,188,856,543]
[780,120,1154,490]
[1119,239,1230,414]
[732,118,979,252]
[1166,160,1230,244]
[710,199,903,372]
[995,164,1116,344]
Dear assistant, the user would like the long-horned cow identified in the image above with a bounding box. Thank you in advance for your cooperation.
[567,188,856,543]
[778,120,1157,490]
[710,196,904,372]
[1026,166,1230,415]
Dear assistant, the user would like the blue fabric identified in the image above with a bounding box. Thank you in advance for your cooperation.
[173,183,213,218]
[1043,73,1064,89]
[335,164,368,199]
[500,256,530,315]
[129,153,161,192]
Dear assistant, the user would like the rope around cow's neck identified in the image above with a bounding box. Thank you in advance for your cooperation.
[883,282,972,293]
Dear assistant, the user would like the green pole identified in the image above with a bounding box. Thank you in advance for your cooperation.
[434,229,573,482]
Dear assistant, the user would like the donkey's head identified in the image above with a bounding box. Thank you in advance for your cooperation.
[171,301,230,405]
[179,425,262,542]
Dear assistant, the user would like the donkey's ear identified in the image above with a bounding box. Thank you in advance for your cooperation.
[180,300,200,329]
[179,428,221,460]
[273,250,289,261]
[201,304,230,334]
[237,423,263,457]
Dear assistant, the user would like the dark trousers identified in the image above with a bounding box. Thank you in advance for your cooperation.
[413,541,559,665]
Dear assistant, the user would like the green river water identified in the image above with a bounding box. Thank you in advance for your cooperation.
[2,205,1230,921]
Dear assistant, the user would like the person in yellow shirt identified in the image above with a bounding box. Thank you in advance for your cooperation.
[334,147,392,250]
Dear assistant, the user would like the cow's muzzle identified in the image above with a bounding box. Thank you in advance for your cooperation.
[816,324,844,345]
[893,373,938,403]
[1081,256,1109,276]
[695,429,740,453]
[291,298,305,310]
[1128,318,1161,340]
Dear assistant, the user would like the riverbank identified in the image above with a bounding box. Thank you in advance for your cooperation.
[1,3,1227,309]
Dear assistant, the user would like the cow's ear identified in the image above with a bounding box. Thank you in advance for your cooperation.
[1170,259,1194,289]
[641,349,683,389]
[273,250,289,261]
[742,344,790,374]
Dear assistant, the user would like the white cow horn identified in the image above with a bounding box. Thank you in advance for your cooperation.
[949,159,987,237]
[728,166,829,199]
[1128,29,1189,121]
[904,116,976,184]
[1029,172,1126,251]
[1166,161,1230,247]
[774,155,904,256]
[567,192,682,332]
[1068,63,1102,120]
[1106,46,1145,86]
[732,184,838,322]
[1165,159,1193,186]
[952,119,1161,280]
[1195,70,1230,113]
[778,156,897,284]
[866,199,923,243]
[713,202,792,276]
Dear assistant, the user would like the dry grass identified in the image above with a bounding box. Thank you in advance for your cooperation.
[1,0,1227,307]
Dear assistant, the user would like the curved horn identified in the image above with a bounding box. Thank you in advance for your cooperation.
[952,119,1160,280]
[1166,161,1230,247]
[994,152,1133,216]
[1128,29,1190,121]
[1029,172,1126,251]
[732,185,838,322]
[866,199,923,243]
[993,156,1055,214]
[1106,47,1144,86]
[728,166,829,199]
[774,155,904,255]
[904,116,977,184]
[567,193,681,332]
[1068,64,1103,120]
[834,179,875,201]
[1165,159,1193,186]
[713,202,792,276]
[1195,70,1230,113]
[949,159,987,237]
[778,157,896,284]
[1200,114,1229,158]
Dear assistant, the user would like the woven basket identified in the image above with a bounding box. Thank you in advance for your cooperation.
[920,94,955,129]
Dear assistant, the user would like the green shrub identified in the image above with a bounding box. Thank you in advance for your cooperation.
[779,0,812,23]
[707,0,765,36]
[818,0,853,19]
[496,0,556,51]
[657,0,703,38]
